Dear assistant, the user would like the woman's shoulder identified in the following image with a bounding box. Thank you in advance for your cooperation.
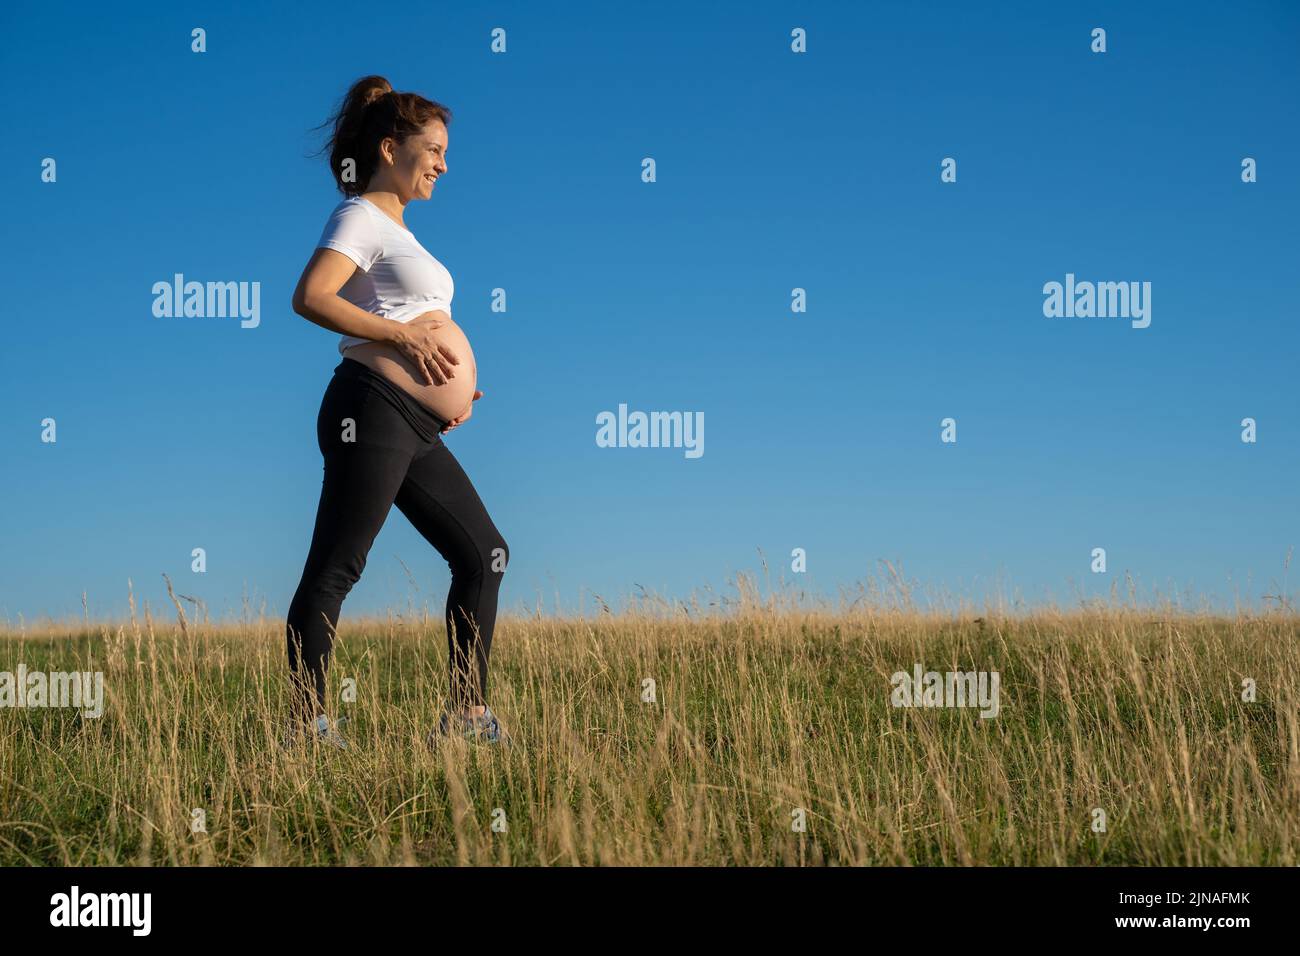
[317,196,387,266]
[326,195,375,219]
[321,196,391,239]
[331,195,410,234]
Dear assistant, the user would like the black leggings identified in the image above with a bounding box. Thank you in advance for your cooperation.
[286,359,508,720]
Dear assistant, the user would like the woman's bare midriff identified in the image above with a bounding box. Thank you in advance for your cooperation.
[345,316,477,423]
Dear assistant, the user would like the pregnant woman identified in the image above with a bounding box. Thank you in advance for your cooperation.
[285,75,509,749]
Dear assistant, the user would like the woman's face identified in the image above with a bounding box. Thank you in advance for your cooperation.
[379,120,448,201]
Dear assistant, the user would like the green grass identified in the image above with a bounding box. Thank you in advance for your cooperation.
[1,594,1297,865]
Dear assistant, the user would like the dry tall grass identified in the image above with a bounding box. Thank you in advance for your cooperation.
[2,573,1297,865]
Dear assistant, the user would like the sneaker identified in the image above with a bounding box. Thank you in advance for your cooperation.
[280,714,349,751]
[428,705,510,748]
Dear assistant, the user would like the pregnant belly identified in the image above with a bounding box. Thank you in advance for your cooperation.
[345,319,477,423]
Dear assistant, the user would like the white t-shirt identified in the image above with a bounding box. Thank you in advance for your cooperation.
[315,196,456,354]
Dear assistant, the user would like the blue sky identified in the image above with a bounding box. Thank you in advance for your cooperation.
[2,0,1297,623]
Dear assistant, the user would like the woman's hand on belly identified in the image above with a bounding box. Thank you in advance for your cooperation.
[441,390,483,434]
[347,315,479,424]
[387,310,460,385]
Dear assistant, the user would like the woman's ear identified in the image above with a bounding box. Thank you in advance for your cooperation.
[378,136,397,166]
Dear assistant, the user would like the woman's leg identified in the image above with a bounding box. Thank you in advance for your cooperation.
[394,441,509,711]
[285,375,418,722]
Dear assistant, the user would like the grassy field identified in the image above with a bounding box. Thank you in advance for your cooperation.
[2,579,1297,866]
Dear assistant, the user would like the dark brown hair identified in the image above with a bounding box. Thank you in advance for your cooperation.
[318,75,452,196]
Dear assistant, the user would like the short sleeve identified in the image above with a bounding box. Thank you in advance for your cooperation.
[316,200,384,271]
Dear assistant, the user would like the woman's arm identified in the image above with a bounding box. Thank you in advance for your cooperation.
[291,247,460,385]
